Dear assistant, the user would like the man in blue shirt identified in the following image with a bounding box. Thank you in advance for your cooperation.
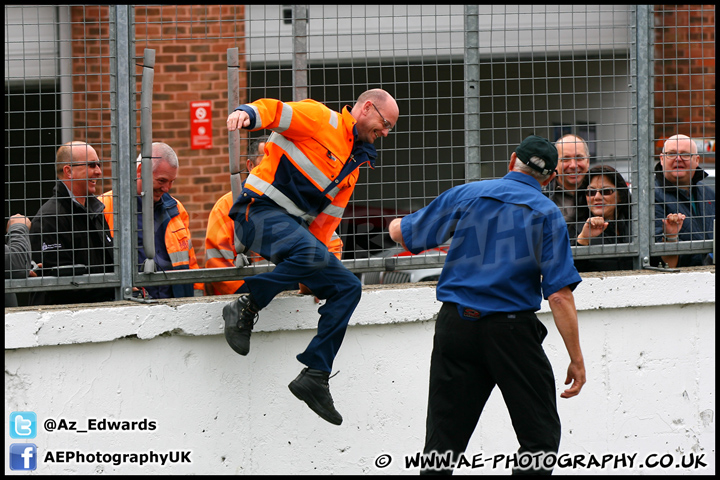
[389,135,586,475]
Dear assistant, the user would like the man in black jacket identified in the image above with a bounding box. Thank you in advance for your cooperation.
[654,134,715,267]
[29,141,115,305]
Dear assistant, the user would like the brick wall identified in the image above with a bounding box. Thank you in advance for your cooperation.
[71,5,249,267]
[69,5,114,185]
[653,5,716,156]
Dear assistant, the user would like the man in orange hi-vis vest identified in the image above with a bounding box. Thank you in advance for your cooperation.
[204,136,344,296]
[204,136,268,296]
[224,89,399,425]
[99,142,203,299]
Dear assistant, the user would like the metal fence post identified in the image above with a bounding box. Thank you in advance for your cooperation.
[140,48,157,274]
[635,5,653,269]
[464,5,481,183]
[227,47,242,200]
[110,5,135,300]
[226,47,246,260]
[292,5,309,102]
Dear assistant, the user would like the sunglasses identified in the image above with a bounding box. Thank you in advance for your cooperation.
[71,161,102,169]
[586,187,616,197]
[371,102,392,132]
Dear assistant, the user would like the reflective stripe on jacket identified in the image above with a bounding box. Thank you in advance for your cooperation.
[232,98,377,247]
[205,191,248,295]
[99,190,203,293]
[205,190,344,296]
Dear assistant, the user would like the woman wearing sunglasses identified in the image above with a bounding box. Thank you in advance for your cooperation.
[573,165,634,272]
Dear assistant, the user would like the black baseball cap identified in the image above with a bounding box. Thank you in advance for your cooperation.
[515,135,558,176]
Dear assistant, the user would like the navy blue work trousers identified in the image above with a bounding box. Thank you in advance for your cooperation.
[233,202,362,373]
[421,303,561,475]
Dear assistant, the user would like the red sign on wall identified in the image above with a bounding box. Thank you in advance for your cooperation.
[190,101,213,150]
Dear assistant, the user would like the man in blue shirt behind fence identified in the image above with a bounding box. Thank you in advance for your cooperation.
[389,135,586,475]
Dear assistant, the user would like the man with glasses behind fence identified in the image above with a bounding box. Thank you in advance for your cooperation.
[543,134,591,238]
[654,134,715,267]
[223,88,399,425]
[29,141,115,306]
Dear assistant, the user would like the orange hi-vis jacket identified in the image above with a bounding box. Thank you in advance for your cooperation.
[205,190,344,296]
[231,98,377,249]
[98,190,204,294]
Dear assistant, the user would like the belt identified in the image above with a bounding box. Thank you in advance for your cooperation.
[444,302,536,321]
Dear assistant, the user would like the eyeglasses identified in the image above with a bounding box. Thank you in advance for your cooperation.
[662,152,694,161]
[72,161,102,169]
[371,102,392,132]
[586,187,616,197]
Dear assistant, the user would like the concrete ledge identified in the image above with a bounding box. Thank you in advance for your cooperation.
[3,267,716,475]
[4,267,714,350]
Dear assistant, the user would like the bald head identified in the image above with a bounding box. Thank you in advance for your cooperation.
[661,134,699,187]
[56,141,102,204]
[351,88,399,144]
[554,134,590,191]
[663,134,697,154]
[56,141,95,178]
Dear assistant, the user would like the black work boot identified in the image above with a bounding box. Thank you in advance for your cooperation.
[222,295,259,356]
[288,367,343,425]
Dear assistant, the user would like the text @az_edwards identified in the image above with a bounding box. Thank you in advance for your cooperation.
[43,417,156,433]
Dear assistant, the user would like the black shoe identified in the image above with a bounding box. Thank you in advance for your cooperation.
[288,368,343,425]
[222,295,259,356]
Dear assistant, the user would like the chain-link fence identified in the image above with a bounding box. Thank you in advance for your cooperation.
[5,5,715,306]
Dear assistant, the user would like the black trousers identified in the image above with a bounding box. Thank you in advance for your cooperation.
[421,303,561,475]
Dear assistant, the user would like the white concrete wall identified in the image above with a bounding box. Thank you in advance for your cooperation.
[4,268,715,475]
